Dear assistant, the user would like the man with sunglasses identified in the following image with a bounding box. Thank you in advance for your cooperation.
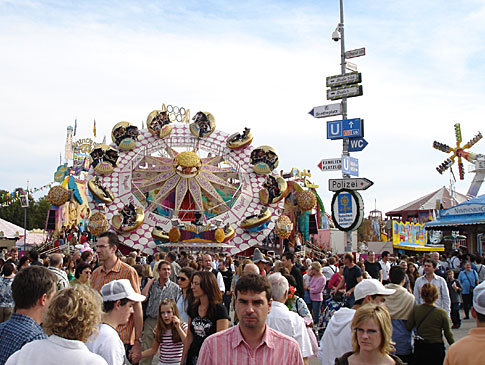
[318,279,395,365]
[140,260,179,365]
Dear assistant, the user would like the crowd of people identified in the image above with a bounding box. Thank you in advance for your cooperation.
[1,235,485,365]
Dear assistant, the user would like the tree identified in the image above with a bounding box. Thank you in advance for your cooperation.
[0,189,51,230]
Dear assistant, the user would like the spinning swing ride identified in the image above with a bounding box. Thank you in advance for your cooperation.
[85,104,287,255]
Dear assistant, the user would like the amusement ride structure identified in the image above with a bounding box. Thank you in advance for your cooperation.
[83,104,289,255]
[433,123,484,197]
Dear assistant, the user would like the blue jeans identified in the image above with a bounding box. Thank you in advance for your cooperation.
[450,302,461,327]
[312,301,322,324]
[344,292,355,308]
[304,290,312,306]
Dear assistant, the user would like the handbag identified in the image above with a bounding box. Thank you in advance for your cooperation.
[465,272,476,294]
[414,307,435,344]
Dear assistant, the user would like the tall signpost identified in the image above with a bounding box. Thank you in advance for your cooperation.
[312,0,371,252]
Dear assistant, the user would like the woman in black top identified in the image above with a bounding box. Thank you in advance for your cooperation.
[182,271,230,365]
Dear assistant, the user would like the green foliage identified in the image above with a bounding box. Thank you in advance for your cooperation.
[0,189,51,230]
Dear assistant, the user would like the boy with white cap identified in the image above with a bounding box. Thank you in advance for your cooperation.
[87,279,145,365]
[318,279,395,365]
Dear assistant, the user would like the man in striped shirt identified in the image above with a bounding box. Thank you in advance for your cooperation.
[197,274,304,365]
[90,231,143,363]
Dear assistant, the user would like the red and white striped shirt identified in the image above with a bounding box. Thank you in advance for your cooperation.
[156,322,188,364]
[196,324,304,365]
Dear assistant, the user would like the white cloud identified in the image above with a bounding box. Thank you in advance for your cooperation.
[1,0,484,218]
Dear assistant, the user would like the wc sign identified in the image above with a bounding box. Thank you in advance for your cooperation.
[348,137,368,152]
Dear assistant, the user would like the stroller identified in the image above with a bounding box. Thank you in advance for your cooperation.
[316,292,345,341]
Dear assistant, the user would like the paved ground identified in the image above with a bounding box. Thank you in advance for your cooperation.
[309,316,476,365]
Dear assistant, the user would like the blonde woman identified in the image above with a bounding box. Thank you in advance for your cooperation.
[335,304,403,365]
[6,285,107,364]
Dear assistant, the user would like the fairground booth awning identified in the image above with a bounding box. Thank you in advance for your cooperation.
[386,186,468,222]
[424,195,485,229]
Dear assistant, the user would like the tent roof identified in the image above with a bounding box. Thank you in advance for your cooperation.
[425,194,485,228]
[16,231,48,246]
[0,218,25,239]
[386,186,469,217]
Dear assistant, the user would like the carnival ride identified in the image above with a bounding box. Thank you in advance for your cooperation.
[433,123,484,197]
[82,104,286,255]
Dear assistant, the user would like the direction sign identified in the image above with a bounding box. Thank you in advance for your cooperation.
[331,189,364,231]
[327,84,363,100]
[317,158,342,172]
[327,118,363,140]
[345,47,366,59]
[345,61,358,72]
[309,103,342,118]
[342,155,359,176]
[348,137,368,152]
[328,178,373,192]
[326,72,362,88]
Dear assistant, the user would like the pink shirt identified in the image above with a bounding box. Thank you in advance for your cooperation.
[196,324,304,365]
[328,273,345,290]
[309,274,326,301]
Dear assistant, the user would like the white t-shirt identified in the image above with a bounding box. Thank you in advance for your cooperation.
[322,265,337,281]
[303,273,311,290]
[379,260,391,281]
[6,335,107,365]
[318,307,355,365]
[266,301,313,358]
[86,324,125,365]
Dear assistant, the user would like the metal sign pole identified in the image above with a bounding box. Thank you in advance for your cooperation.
[338,0,352,252]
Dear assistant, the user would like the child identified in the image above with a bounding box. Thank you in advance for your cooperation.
[141,298,187,365]
[446,269,462,328]
[86,279,146,365]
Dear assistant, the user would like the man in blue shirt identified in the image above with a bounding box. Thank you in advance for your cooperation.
[0,266,56,365]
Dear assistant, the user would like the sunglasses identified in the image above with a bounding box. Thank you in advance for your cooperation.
[177,276,187,282]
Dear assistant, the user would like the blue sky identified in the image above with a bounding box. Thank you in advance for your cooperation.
[1,0,485,215]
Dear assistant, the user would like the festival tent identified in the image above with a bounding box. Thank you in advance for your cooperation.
[16,229,48,247]
[0,218,25,249]
[0,218,24,239]
[424,194,485,254]
[385,186,469,223]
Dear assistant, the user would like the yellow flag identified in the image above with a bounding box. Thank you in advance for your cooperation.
[93,119,97,137]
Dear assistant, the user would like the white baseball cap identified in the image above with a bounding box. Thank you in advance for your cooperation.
[473,281,485,315]
[354,279,395,301]
[100,279,146,302]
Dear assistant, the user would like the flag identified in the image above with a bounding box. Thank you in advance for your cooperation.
[74,118,77,136]
[93,119,97,138]
[59,152,62,164]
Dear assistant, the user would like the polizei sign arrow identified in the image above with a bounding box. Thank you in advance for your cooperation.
[328,178,374,192]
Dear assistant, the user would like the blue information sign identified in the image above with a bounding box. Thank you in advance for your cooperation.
[326,118,363,140]
[338,193,353,214]
[342,155,359,176]
[348,137,368,152]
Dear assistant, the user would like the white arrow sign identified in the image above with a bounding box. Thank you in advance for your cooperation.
[309,103,342,118]
[345,61,358,72]
[328,177,374,191]
[318,158,342,172]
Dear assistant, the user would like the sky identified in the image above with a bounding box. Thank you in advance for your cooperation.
[1,0,485,217]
